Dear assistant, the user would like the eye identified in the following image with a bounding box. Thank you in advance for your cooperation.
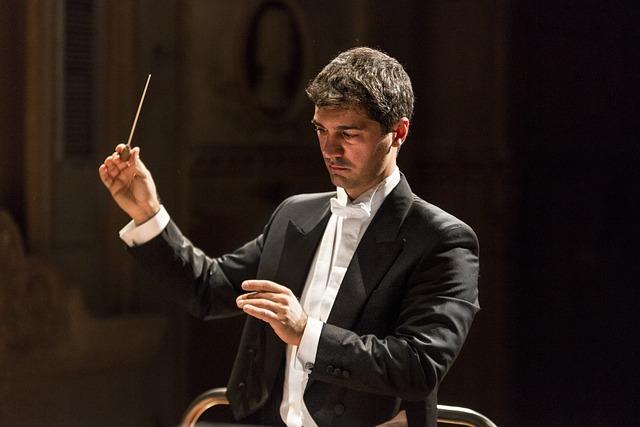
[314,126,327,135]
[341,130,357,140]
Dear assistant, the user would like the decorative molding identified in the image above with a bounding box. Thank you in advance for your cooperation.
[187,144,320,179]
[24,0,64,254]
[0,210,167,375]
[235,0,312,122]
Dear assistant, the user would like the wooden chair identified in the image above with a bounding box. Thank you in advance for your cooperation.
[180,387,498,427]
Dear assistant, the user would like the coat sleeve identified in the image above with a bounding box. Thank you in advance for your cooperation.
[309,222,480,401]
[126,200,289,320]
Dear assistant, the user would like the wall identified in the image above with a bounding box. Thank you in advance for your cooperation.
[510,2,637,426]
[0,0,25,228]
[10,0,624,426]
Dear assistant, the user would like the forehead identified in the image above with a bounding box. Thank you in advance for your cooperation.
[312,106,380,129]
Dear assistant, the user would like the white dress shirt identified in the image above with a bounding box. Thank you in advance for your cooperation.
[280,168,400,427]
[119,168,401,427]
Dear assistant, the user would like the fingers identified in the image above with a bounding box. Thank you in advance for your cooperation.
[98,163,113,182]
[99,146,143,178]
[98,164,113,186]
[100,153,126,190]
[241,280,291,295]
[240,303,279,324]
[237,297,282,318]
[99,151,124,184]
[236,282,292,319]
[98,145,135,193]
[237,293,286,309]
[237,291,286,303]
[237,280,307,346]
[105,153,126,174]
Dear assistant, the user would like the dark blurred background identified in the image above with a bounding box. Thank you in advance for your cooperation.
[1,1,637,426]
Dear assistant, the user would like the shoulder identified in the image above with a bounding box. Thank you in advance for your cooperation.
[275,191,334,215]
[390,174,477,244]
[262,191,334,234]
[407,195,478,247]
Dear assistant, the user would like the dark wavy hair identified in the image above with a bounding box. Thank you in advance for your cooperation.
[306,47,414,132]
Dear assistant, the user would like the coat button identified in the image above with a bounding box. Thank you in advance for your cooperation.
[326,365,334,374]
[334,403,345,416]
[237,382,246,389]
[333,367,342,377]
[341,369,350,379]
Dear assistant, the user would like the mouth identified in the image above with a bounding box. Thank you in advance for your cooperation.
[326,162,348,172]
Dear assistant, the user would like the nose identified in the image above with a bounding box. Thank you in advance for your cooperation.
[320,132,343,158]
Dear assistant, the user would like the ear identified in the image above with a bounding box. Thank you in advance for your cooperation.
[391,117,410,148]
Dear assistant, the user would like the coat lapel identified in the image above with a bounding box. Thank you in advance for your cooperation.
[274,205,331,298]
[261,198,332,396]
[327,176,413,329]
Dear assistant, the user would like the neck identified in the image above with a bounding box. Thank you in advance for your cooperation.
[344,166,398,201]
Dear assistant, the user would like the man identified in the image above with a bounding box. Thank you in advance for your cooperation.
[99,47,479,427]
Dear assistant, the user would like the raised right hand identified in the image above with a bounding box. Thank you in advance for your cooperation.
[98,144,161,225]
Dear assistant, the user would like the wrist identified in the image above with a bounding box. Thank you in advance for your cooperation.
[295,314,309,346]
[133,201,161,226]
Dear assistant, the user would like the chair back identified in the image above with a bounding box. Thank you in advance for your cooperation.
[180,387,498,427]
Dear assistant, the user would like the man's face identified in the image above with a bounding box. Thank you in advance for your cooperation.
[312,106,403,200]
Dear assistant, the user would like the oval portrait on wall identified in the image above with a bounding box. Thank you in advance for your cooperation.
[244,1,304,119]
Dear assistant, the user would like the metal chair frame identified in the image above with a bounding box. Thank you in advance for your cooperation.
[180,387,498,427]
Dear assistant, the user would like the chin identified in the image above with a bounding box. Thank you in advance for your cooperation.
[328,177,341,188]
[328,173,347,188]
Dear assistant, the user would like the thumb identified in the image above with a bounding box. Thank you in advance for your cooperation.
[130,146,141,163]
[129,147,149,175]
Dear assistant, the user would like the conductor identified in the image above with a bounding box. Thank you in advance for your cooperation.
[99,47,480,427]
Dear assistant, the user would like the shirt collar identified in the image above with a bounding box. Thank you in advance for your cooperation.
[335,167,401,219]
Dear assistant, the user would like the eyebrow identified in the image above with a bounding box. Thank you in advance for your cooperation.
[310,119,364,130]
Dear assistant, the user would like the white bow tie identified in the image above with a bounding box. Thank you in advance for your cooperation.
[330,197,371,219]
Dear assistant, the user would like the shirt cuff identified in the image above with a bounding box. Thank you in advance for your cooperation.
[119,205,170,247]
[296,317,323,373]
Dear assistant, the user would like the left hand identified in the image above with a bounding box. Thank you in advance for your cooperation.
[236,280,308,346]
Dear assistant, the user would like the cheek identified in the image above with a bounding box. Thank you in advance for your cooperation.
[369,143,390,163]
[344,147,367,165]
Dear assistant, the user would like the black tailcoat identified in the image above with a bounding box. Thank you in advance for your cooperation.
[129,175,480,427]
